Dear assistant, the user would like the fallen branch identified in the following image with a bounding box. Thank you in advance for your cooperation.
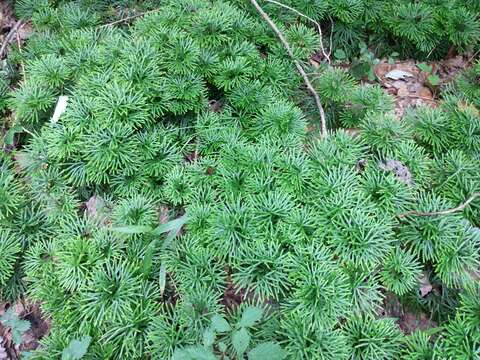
[264,0,330,64]
[99,9,160,28]
[398,192,480,218]
[250,0,328,137]
[0,20,23,60]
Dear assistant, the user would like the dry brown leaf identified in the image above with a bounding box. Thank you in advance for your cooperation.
[419,86,433,99]
[158,206,170,224]
[398,311,437,335]
[85,195,107,221]
[379,159,413,186]
[458,101,480,116]
[385,69,415,80]
[397,84,409,97]
[418,272,433,297]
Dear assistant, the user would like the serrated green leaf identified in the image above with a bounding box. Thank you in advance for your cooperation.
[203,327,216,348]
[12,330,23,345]
[248,342,286,360]
[232,328,250,356]
[0,309,30,345]
[211,314,231,333]
[61,336,91,360]
[238,306,263,328]
[111,225,153,234]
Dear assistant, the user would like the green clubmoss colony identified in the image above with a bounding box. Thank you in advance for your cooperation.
[1,0,480,359]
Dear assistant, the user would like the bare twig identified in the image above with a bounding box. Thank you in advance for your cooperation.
[250,0,327,137]
[0,20,23,60]
[328,16,334,61]
[99,9,160,28]
[264,0,330,64]
[398,192,480,218]
[466,49,480,67]
[15,31,26,78]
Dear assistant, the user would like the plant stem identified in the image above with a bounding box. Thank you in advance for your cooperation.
[398,192,480,218]
[250,0,328,138]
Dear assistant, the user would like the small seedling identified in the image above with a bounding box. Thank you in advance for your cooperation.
[172,307,286,360]
[417,62,441,86]
[350,42,380,81]
[0,309,30,345]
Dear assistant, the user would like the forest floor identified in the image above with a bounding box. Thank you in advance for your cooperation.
[0,0,478,357]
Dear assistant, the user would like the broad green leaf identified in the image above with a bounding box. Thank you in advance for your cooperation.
[159,262,167,295]
[61,336,91,360]
[111,225,153,234]
[427,74,440,86]
[248,342,286,360]
[238,306,263,328]
[4,125,22,146]
[417,62,432,73]
[232,328,251,356]
[211,314,231,333]
[151,214,188,236]
[203,327,216,347]
[172,346,217,360]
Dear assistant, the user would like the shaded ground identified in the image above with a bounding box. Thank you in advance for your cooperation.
[375,55,471,117]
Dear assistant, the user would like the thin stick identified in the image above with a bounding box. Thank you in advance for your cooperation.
[250,0,327,137]
[466,49,480,67]
[99,9,160,28]
[16,31,26,78]
[398,192,480,218]
[328,16,334,61]
[264,0,330,64]
[0,20,23,59]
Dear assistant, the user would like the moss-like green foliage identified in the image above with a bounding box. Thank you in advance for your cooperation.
[254,0,480,59]
[1,0,480,359]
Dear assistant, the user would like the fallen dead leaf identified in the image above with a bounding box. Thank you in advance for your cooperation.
[158,205,170,224]
[85,196,106,220]
[397,84,409,97]
[378,159,413,186]
[398,311,437,335]
[418,271,433,297]
[373,59,443,118]
[419,86,433,99]
[345,128,361,137]
[374,62,391,79]
[392,80,406,89]
[458,101,480,116]
[385,69,415,80]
